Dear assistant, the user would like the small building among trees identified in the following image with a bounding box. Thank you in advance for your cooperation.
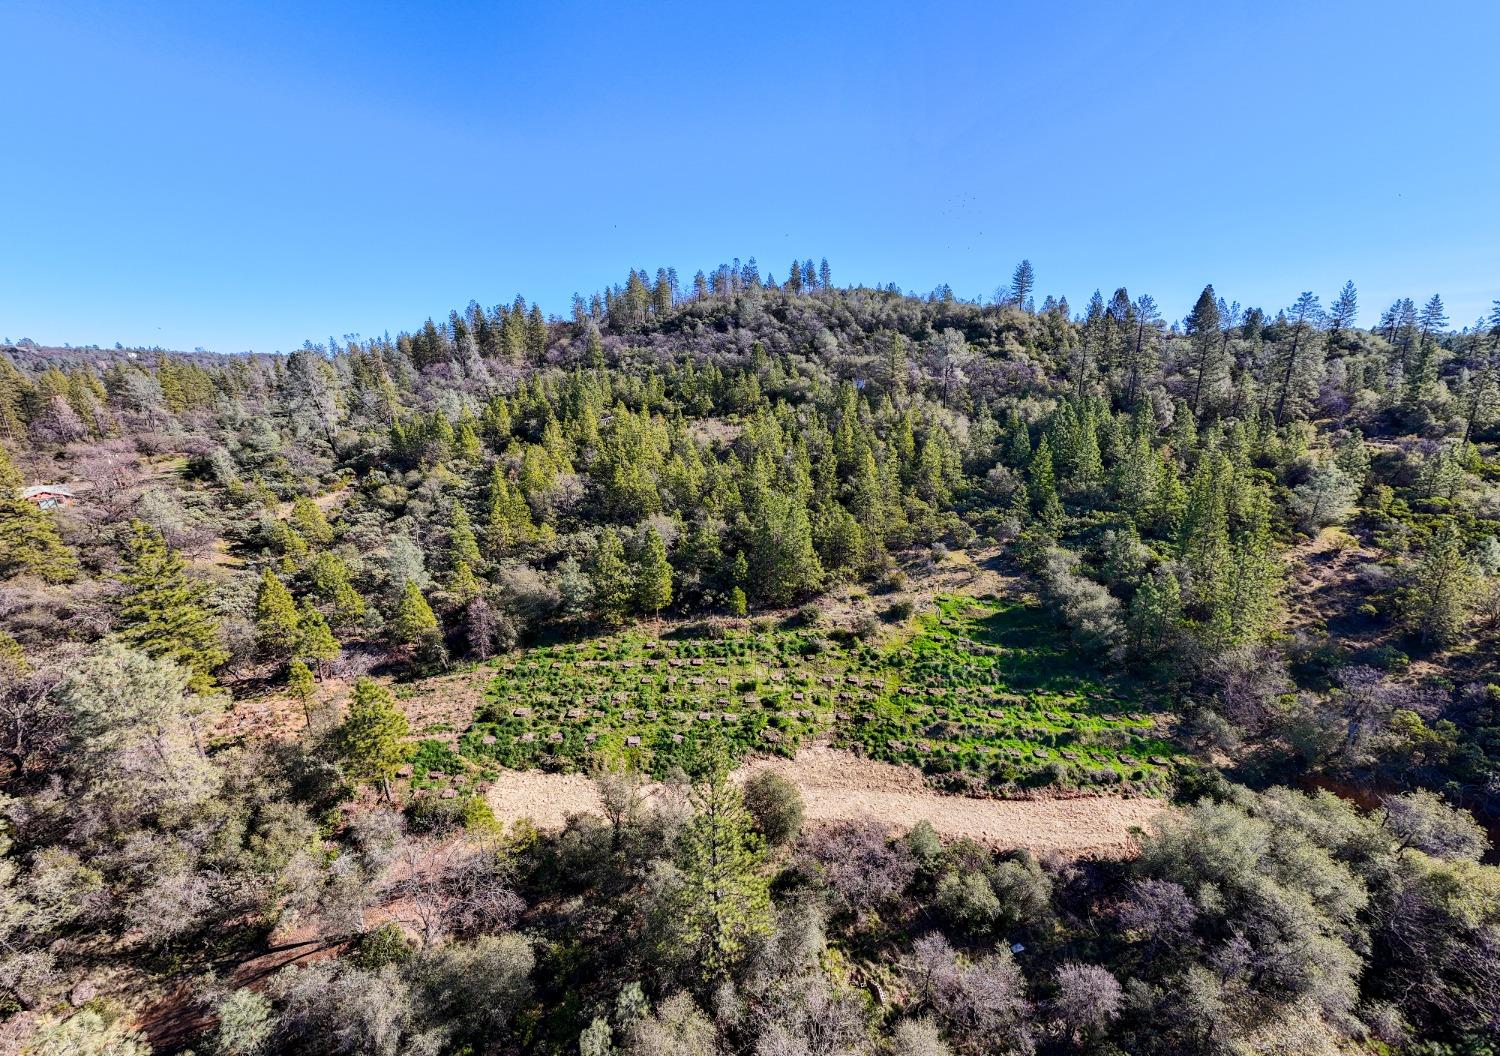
[21,484,76,510]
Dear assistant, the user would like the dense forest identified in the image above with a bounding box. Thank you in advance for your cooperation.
[2,258,1498,1055]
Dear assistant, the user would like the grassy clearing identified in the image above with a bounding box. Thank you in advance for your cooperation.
[452,593,1180,797]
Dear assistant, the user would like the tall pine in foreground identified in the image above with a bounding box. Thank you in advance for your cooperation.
[115,520,227,693]
[336,677,410,800]
[665,756,772,981]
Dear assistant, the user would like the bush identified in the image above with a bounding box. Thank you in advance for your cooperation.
[885,599,916,623]
[742,770,804,847]
[352,922,412,968]
[934,871,1001,936]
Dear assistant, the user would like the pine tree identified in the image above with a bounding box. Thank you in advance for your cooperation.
[1328,281,1358,344]
[390,580,439,645]
[336,677,410,800]
[1218,486,1281,645]
[748,494,824,605]
[254,569,301,656]
[1111,427,1159,525]
[1272,292,1324,426]
[590,528,633,626]
[1185,285,1224,416]
[1127,568,1183,660]
[0,444,78,584]
[1009,259,1035,310]
[448,501,482,569]
[1418,294,1449,346]
[1028,436,1063,528]
[294,599,340,667]
[287,658,317,727]
[116,521,227,693]
[454,415,483,462]
[485,463,535,552]
[1177,450,1230,616]
[308,551,367,629]
[1400,526,1479,646]
[290,496,334,547]
[633,526,673,616]
[668,757,772,980]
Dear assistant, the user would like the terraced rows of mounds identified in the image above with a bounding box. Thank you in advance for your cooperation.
[457,595,1181,796]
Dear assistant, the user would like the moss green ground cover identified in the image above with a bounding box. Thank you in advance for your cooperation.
[458,595,1180,795]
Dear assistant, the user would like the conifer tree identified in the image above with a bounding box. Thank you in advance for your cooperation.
[485,463,535,552]
[1185,285,1224,416]
[633,526,673,616]
[748,494,824,605]
[294,599,340,668]
[116,520,227,693]
[1153,451,1187,538]
[1400,526,1480,646]
[1028,436,1063,528]
[1069,402,1104,493]
[336,677,410,800]
[448,501,482,569]
[1328,281,1358,344]
[1009,259,1035,310]
[308,551,367,628]
[287,657,317,727]
[1111,427,1159,525]
[254,568,301,656]
[289,496,334,547]
[1177,449,1230,615]
[390,580,440,645]
[667,755,772,980]
[590,528,633,626]
[1217,486,1281,645]
[449,560,481,600]
[1127,568,1183,660]
[454,415,483,462]
[1272,292,1325,426]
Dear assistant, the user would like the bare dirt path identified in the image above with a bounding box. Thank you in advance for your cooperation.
[488,746,1167,857]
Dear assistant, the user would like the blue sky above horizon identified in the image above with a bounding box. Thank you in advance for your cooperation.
[2,0,1497,354]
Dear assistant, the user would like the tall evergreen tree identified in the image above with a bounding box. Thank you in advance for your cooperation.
[1272,292,1325,426]
[1028,436,1063,528]
[254,569,301,656]
[294,599,340,668]
[1328,281,1358,344]
[336,677,410,800]
[390,580,439,646]
[1185,285,1224,416]
[666,756,772,981]
[115,521,227,693]
[590,528,633,626]
[1009,259,1035,310]
[633,526,673,617]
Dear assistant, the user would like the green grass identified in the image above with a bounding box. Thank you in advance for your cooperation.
[455,594,1181,795]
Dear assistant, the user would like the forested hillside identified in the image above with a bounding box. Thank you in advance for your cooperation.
[2,260,1498,1054]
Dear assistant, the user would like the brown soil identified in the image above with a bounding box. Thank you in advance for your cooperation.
[488,746,1167,858]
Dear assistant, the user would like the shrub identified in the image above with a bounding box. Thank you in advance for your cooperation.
[934,871,1001,936]
[742,770,804,847]
[352,922,412,968]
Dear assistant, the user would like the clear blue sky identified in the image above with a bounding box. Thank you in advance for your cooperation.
[2,0,1497,353]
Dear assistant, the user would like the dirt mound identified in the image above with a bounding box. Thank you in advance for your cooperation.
[487,747,1167,857]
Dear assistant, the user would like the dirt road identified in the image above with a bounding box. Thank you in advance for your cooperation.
[487,747,1167,857]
